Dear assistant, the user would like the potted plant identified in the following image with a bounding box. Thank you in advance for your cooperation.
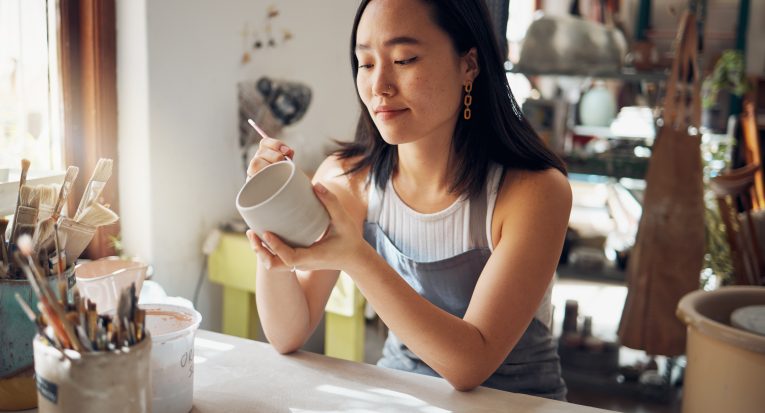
[702,50,751,133]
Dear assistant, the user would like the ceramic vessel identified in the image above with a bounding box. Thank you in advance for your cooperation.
[236,159,329,248]
[579,85,616,127]
[33,335,152,413]
[677,286,765,413]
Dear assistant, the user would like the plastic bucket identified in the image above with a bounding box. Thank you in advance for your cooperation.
[676,286,765,413]
[75,259,148,314]
[141,303,202,413]
[32,335,152,413]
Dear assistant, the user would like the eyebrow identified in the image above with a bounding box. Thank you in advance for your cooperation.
[356,36,421,51]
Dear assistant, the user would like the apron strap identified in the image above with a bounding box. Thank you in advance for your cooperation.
[469,166,498,250]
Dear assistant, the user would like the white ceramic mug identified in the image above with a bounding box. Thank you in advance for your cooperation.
[236,159,329,248]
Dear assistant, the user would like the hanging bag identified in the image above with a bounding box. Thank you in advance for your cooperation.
[618,11,705,356]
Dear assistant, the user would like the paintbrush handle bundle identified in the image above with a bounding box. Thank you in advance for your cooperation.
[14,248,147,353]
[0,158,118,280]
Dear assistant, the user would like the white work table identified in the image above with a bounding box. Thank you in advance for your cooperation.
[191,330,613,413]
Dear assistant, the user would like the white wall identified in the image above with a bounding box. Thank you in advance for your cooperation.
[117,0,360,330]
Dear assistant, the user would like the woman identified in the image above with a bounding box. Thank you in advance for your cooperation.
[247,0,571,400]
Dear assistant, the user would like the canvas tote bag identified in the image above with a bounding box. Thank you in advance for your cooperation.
[618,11,705,356]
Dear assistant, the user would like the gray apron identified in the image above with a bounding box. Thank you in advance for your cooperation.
[363,175,567,400]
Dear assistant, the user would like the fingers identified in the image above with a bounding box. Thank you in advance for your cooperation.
[262,232,300,269]
[246,230,269,257]
[247,230,282,270]
[247,157,272,178]
[246,138,294,177]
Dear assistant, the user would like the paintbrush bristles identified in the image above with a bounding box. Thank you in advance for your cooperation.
[17,234,34,256]
[19,186,37,207]
[76,203,119,227]
[32,218,55,253]
[92,158,113,182]
[19,159,30,188]
[36,185,58,221]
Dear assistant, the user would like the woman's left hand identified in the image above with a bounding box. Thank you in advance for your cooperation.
[261,182,367,273]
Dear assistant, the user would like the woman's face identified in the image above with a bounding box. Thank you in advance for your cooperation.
[355,0,477,146]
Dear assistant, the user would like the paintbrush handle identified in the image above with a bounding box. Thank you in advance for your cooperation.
[36,301,73,349]
[8,161,31,247]
[53,166,79,218]
[20,254,82,351]
[0,220,9,275]
[74,159,112,219]
[15,159,30,207]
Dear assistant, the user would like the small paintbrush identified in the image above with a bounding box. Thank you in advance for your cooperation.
[53,166,79,219]
[7,159,31,242]
[16,235,82,351]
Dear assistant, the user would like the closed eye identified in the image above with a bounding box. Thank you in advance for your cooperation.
[395,56,418,65]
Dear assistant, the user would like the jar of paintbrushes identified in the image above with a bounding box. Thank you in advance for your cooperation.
[12,235,152,412]
[0,158,121,410]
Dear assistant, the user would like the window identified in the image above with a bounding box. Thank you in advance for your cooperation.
[0,0,63,177]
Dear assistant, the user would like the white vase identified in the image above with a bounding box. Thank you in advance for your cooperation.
[579,85,616,127]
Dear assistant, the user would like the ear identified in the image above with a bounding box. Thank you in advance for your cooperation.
[461,47,480,82]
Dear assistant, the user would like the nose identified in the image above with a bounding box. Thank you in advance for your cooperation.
[371,66,395,97]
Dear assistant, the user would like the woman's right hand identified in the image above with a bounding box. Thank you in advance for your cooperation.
[247,230,294,273]
[246,137,295,178]
[245,137,294,270]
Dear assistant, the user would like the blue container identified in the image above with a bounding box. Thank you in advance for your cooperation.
[0,266,75,378]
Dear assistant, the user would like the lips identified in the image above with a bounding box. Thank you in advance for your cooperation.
[374,107,408,120]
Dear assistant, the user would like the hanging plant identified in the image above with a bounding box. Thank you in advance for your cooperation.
[702,50,751,109]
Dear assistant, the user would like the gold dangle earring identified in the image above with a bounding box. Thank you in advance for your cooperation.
[463,80,473,120]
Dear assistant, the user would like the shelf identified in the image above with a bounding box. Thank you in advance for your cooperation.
[505,62,668,82]
[564,154,648,180]
[571,125,655,140]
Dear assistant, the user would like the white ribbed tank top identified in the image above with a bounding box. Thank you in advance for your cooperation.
[374,164,553,326]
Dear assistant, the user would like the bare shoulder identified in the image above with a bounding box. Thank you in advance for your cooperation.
[492,168,572,244]
[312,154,369,223]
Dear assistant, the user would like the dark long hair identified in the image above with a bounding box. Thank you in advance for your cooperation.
[337,0,566,198]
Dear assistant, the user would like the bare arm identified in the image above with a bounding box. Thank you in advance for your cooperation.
[252,155,367,353]
[346,169,571,390]
[264,168,571,389]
